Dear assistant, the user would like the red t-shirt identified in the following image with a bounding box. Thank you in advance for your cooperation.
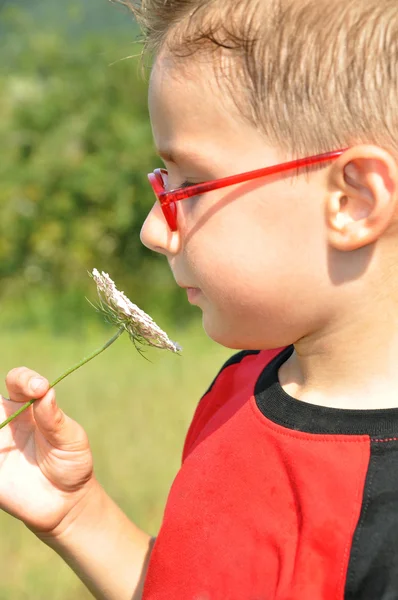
[143,348,398,599]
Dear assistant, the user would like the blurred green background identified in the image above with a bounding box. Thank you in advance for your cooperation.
[0,0,193,329]
[0,2,231,598]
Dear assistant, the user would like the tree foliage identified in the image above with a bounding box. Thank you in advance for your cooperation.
[0,22,188,327]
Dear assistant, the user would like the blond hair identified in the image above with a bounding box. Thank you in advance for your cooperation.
[121,0,398,157]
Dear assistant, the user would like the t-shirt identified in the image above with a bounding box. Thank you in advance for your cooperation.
[142,347,398,600]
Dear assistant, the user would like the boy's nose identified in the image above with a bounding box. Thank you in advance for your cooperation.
[140,202,181,256]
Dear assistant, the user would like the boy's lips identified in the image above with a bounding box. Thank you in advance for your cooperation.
[174,280,202,303]
[183,287,202,304]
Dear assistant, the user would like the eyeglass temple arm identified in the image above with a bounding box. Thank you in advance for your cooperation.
[161,149,348,203]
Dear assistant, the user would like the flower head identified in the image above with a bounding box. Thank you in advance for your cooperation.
[91,269,182,353]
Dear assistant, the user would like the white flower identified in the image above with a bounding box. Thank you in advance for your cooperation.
[91,269,182,353]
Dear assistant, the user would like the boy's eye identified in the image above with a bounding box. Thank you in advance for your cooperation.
[179,180,203,208]
[180,180,197,189]
[165,179,197,193]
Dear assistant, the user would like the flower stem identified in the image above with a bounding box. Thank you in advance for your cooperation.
[0,327,125,431]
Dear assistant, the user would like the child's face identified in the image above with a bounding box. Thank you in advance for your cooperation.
[141,55,336,349]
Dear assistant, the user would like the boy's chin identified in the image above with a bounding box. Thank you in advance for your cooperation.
[202,314,260,350]
[202,312,294,351]
[201,314,240,349]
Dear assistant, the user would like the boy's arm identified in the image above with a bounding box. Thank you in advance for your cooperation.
[41,478,154,600]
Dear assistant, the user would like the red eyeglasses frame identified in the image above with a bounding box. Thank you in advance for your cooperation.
[148,149,348,232]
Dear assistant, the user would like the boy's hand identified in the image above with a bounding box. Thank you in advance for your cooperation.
[0,367,95,537]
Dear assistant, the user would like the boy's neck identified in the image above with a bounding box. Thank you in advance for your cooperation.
[278,304,398,411]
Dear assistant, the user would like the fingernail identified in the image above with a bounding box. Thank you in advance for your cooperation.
[30,377,46,395]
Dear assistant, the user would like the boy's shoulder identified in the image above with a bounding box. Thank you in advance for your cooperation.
[182,348,285,461]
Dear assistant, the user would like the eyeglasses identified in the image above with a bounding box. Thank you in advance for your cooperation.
[148,149,347,232]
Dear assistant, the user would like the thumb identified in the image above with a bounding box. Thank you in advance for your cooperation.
[33,389,86,450]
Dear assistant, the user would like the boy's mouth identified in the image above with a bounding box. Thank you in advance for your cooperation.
[186,288,202,304]
[174,277,202,304]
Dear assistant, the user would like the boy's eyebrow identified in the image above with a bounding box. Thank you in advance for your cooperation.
[157,147,205,165]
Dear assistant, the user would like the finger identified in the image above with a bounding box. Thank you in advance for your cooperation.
[33,389,88,450]
[6,367,50,403]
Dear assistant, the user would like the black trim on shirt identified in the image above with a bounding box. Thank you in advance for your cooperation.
[255,346,398,437]
[344,438,398,599]
[204,350,260,397]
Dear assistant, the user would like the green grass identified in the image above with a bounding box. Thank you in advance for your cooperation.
[0,318,231,599]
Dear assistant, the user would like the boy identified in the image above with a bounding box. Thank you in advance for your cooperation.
[1,0,398,598]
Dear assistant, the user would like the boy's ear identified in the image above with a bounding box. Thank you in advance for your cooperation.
[326,145,398,251]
